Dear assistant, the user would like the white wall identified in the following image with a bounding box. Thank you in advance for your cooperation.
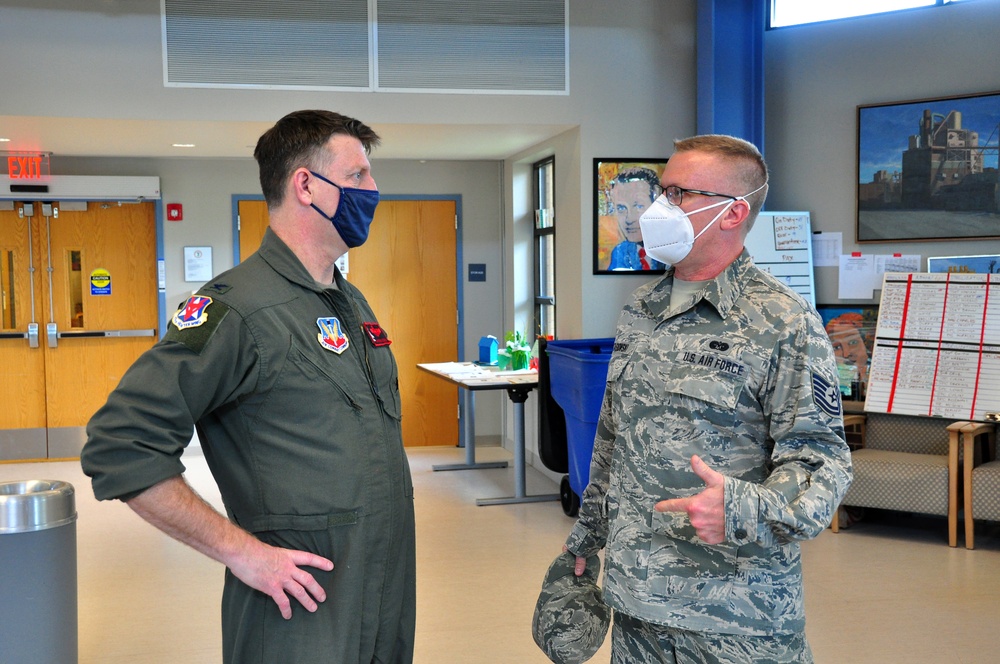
[764,1,1000,305]
[3,1,699,463]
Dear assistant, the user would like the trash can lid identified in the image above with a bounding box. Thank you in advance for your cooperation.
[0,480,76,534]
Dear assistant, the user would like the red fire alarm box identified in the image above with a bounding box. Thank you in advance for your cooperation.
[167,203,183,221]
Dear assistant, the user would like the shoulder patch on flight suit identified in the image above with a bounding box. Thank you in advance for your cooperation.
[164,296,231,353]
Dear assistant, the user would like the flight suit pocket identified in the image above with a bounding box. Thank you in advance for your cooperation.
[247,510,361,558]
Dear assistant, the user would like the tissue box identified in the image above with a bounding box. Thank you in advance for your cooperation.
[478,336,498,364]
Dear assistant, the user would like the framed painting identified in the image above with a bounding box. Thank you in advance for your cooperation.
[817,304,879,396]
[856,89,1000,243]
[927,254,1000,274]
[593,158,669,274]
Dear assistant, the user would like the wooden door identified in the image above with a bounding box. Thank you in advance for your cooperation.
[0,204,47,459]
[236,198,459,447]
[348,200,459,447]
[0,201,158,460]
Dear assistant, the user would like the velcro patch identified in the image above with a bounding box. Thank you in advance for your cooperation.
[812,372,842,417]
[363,322,392,347]
[164,297,230,353]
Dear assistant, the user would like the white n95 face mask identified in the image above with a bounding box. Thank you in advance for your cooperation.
[638,195,733,266]
[638,182,767,267]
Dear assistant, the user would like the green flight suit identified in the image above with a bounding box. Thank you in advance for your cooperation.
[81,229,415,663]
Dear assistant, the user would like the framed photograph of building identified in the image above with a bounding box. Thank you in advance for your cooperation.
[927,254,1000,274]
[593,158,669,274]
[856,90,1000,243]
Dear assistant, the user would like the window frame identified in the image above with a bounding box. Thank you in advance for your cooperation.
[532,156,556,340]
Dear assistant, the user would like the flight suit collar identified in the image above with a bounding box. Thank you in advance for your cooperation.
[257,227,340,294]
[641,249,753,321]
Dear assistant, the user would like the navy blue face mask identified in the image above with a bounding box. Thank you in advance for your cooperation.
[308,170,380,248]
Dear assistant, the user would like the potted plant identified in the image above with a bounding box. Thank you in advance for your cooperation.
[504,330,532,371]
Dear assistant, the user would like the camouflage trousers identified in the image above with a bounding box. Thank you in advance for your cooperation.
[611,612,813,664]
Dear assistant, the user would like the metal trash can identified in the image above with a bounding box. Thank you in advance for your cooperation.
[0,480,78,664]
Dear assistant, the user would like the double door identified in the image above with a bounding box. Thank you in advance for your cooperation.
[0,201,158,460]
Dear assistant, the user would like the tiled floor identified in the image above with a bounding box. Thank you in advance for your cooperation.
[3,446,998,663]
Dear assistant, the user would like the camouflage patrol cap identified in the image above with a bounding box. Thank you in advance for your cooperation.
[532,551,610,664]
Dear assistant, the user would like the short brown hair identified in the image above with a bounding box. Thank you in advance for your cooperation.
[254,110,381,208]
[673,135,769,223]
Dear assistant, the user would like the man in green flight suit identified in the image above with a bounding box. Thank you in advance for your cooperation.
[81,110,415,663]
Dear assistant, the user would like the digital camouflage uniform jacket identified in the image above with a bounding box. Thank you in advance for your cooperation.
[565,250,853,636]
[82,229,415,663]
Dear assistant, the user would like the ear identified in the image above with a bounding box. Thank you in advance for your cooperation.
[720,199,751,232]
[291,168,314,206]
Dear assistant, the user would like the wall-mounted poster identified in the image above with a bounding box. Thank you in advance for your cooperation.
[593,158,668,274]
[856,89,1000,243]
[817,304,879,395]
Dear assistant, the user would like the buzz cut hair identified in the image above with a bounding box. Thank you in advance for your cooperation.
[673,134,769,221]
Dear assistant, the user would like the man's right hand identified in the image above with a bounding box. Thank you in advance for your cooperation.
[127,475,334,619]
[228,539,334,619]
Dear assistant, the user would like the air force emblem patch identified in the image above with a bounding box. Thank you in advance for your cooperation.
[172,296,213,330]
[812,372,842,417]
[317,317,350,354]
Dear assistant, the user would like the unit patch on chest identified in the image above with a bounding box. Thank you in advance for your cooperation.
[317,317,350,354]
[362,322,391,347]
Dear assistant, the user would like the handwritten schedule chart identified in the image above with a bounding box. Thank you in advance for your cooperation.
[866,272,1000,421]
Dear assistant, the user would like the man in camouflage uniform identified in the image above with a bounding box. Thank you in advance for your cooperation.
[564,135,852,663]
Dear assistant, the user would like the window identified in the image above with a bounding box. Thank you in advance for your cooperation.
[770,0,970,28]
[532,157,556,340]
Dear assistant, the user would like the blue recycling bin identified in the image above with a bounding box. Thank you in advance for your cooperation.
[545,338,614,516]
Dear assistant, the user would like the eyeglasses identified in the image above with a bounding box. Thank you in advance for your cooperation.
[664,185,737,207]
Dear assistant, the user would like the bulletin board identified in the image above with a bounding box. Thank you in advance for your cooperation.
[744,211,815,306]
[865,272,1000,422]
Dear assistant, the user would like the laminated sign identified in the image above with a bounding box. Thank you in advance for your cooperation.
[90,268,112,296]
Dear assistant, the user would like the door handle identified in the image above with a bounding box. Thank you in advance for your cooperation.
[0,332,29,340]
[47,322,58,348]
[56,329,156,339]
[28,322,39,348]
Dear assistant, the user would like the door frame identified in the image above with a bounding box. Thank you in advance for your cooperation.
[230,193,473,445]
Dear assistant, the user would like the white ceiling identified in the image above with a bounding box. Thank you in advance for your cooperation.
[0,115,574,161]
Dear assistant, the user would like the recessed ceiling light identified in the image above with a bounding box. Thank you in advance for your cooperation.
[172,143,196,148]
[0,138,11,142]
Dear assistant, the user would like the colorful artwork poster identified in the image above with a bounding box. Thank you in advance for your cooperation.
[817,305,880,391]
[593,158,669,274]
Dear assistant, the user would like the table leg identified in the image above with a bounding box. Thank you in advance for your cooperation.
[476,386,559,506]
[433,388,509,472]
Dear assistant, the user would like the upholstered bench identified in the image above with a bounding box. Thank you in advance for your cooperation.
[830,412,965,547]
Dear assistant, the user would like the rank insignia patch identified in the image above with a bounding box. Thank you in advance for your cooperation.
[363,322,392,347]
[812,372,842,417]
[172,296,213,330]
[317,317,350,354]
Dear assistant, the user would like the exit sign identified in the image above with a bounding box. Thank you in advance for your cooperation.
[6,153,51,180]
